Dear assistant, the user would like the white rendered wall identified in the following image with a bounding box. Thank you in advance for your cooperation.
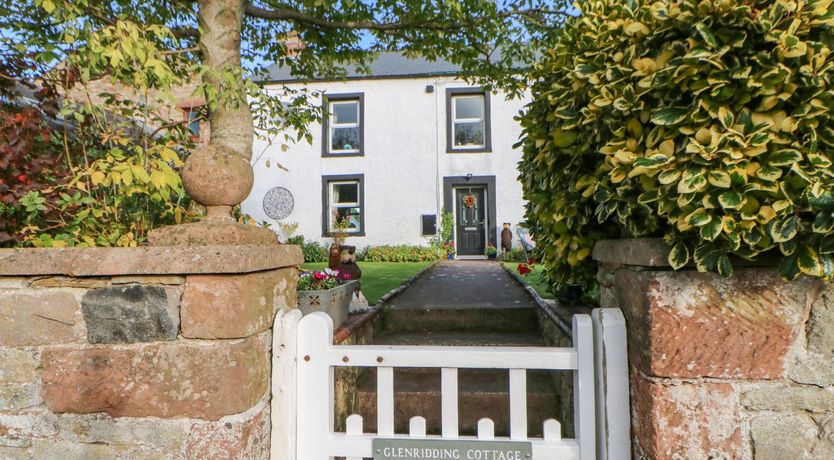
[242,76,529,248]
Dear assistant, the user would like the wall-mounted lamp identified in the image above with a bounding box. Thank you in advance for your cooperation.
[466,173,473,181]
[425,84,434,93]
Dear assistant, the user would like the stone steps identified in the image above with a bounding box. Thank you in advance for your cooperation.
[381,305,539,334]
[354,367,559,437]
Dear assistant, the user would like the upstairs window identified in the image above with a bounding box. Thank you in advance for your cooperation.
[181,104,204,142]
[447,89,491,153]
[186,110,200,138]
[323,94,364,156]
[322,174,365,236]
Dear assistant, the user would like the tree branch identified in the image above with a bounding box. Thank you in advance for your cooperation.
[244,4,462,31]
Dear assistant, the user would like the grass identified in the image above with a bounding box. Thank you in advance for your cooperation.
[502,262,555,300]
[300,261,434,305]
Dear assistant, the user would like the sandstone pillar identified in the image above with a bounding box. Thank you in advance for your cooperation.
[593,238,834,459]
[0,245,301,458]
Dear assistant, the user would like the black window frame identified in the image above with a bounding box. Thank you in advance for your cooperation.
[322,93,365,157]
[446,87,492,153]
[322,174,366,237]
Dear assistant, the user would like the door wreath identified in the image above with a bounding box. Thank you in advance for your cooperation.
[463,194,477,208]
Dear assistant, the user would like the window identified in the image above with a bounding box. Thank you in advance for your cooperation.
[323,93,364,156]
[322,174,365,236]
[446,88,491,153]
[181,106,202,141]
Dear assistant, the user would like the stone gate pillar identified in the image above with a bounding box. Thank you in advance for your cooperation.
[0,244,300,458]
[593,238,834,459]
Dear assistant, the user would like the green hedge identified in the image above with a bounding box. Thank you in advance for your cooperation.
[359,245,444,262]
[286,236,328,263]
[519,0,834,291]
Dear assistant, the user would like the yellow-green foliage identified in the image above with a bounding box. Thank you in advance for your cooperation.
[518,0,834,290]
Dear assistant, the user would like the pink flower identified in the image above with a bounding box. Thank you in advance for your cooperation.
[342,273,351,280]
[314,272,326,280]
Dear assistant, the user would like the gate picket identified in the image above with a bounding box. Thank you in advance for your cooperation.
[292,310,628,460]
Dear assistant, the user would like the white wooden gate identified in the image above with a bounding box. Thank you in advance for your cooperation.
[294,310,626,460]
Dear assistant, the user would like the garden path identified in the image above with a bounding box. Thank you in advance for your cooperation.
[385,260,537,310]
[352,260,558,437]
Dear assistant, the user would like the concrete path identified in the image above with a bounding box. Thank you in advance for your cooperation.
[385,260,538,310]
[357,260,554,436]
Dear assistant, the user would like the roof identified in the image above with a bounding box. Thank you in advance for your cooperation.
[258,51,462,83]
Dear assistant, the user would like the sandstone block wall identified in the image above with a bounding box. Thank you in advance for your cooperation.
[0,245,301,459]
[594,239,834,460]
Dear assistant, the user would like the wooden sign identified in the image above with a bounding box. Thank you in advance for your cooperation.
[373,438,533,460]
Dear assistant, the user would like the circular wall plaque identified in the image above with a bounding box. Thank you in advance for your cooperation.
[262,187,294,220]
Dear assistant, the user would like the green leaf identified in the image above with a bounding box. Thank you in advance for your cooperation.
[651,108,689,126]
[637,190,659,204]
[658,169,681,185]
[678,174,707,193]
[688,208,711,226]
[812,213,834,233]
[717,106,734,129]
[700,217,722,241]
[719,191,743,209]
[821,254,834,279]
[756,165,782,182]
[552,129,578,148]
[769,149,803,166]
[694,243,721,271]
[798,245,822,276]
[668,243,690,270]
[633,156,669,168]
[809,193,834,210]
[717,255,733,277]
[771,216,800,243]
[695,23,719,48]
[821,234,834,254]
[708,170,732,188]
[779,251,801,280]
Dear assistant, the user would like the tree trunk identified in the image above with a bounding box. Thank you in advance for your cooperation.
[197,0,253,159]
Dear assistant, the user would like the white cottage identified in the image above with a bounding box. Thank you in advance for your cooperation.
[243,52,530,257]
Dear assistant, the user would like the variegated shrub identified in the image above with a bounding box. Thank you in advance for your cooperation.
[518,0,834,291]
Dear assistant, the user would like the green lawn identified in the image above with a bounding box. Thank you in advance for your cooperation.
[300,261,433,305]
[502,262,555,300]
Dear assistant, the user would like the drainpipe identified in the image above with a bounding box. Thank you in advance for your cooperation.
[434,78,443,225]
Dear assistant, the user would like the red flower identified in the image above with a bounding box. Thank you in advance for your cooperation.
[517,263,532,276]
[313,272,326,280]
[342,273,351,280]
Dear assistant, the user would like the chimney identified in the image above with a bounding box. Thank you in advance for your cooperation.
[283,31,304,57]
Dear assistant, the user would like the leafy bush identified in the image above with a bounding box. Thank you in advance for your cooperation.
[497,247,529,262]
[361,245,444,262]
[286,235,328,263]
[519,0,834,291]
[429,210,455,248]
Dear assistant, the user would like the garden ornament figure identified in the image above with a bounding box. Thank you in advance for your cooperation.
[501,223,513,253]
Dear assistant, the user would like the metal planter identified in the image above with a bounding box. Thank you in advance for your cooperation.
[297,280,357,329]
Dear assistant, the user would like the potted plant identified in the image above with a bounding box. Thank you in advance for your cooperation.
[484,244,498,260]
[442,241,455,260]
[297,268,357,328]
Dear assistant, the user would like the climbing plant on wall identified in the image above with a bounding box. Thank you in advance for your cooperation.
[518,0,834,291]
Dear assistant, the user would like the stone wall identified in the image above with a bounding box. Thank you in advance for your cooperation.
[593,239,834,459]
[0,245,301,459]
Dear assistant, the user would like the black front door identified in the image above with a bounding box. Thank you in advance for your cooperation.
[455,187,487,256]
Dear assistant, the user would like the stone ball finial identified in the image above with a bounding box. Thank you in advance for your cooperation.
[182,144,253,222]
